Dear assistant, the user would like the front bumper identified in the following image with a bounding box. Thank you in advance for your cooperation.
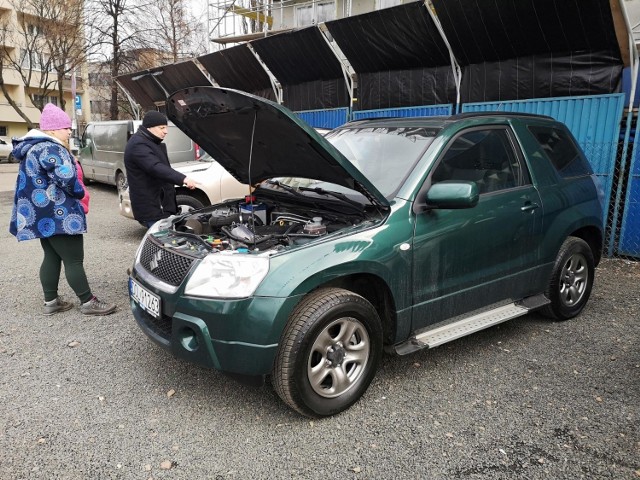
[130,273,302,376]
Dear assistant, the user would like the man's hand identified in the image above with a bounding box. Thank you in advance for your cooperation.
[183,176,198,189]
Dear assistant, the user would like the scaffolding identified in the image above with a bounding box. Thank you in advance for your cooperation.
[206,0,355,51]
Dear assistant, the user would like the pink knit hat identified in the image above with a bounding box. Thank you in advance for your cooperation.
[39,103,72,130]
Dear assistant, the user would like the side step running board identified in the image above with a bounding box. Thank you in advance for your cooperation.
[394,295,549,356]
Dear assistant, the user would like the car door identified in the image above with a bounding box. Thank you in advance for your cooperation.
[410,126,544,330]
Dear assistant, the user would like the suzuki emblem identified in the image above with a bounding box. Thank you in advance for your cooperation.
[149,250,162,271]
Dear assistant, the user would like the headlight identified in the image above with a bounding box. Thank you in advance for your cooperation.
[184,253,269,298]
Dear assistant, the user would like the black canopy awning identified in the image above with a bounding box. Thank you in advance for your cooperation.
[326,3,450,73]
[117,0,629,113]
[433,0,623,102]
[117,60,212,110]
[250,26,349,110]
[198,45,276,102]
[326,2,456,110]
[323,0,624,107]
[432,0,621,65]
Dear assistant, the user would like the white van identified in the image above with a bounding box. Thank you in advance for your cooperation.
[78,120,200,191]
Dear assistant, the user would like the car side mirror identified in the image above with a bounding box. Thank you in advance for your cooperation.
[425,181,479,209]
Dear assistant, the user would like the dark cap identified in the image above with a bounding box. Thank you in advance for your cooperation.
[142,111,168,128]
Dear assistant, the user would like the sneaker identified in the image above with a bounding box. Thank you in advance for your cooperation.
[43,297,74,316]
[80,296,116,316]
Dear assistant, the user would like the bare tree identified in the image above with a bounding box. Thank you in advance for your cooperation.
[39,0,86,111]
[0,0,60,126]
[0,24,35,127]
[85,0,148,120]
[143,0,207,61]
[0,0,90,128]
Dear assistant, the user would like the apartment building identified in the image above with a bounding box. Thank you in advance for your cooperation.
[0,0,87,139]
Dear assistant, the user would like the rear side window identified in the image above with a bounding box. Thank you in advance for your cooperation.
[528,126,592,178]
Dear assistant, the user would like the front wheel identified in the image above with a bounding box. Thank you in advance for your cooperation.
[541,237,595,320]
[8,153,18,163]
[272,288,383,418]
[176,194,204,214]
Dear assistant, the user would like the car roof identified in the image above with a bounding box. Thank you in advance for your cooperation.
[340,111,557,129]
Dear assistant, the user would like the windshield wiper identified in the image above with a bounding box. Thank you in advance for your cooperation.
[298,186,363,209]
[264,179,305,196]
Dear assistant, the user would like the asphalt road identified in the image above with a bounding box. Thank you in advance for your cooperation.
[0,165,638,479]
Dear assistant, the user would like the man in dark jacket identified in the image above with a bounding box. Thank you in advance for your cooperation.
[124,111,197,227]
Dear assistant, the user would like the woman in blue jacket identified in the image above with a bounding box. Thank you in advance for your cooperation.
[9,103,116,316]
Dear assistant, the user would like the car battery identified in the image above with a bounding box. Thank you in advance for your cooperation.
[239,198,267,224]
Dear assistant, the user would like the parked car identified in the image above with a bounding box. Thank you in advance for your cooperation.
[128,87,604,418]
[78,120,200,191]
[119,152,249,219]
[0,136,16,163]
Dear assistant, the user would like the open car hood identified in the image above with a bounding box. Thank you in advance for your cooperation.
[167,87,389,207]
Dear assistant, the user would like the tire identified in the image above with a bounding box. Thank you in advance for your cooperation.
[8,153,18,164]
[272,287,383,418]
[540,237,595,320]
[176,194,204,214]
[115,171,127,192]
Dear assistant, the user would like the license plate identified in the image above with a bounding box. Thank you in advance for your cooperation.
[129,278,161,319]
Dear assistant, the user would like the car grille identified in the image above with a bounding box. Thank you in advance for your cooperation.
[139,237,196,286]
[139,308,172,340]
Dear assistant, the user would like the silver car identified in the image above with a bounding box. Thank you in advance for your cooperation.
[0,136,15,163]
[119,152,249,220]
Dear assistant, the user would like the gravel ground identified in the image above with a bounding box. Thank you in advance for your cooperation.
[0,179,638,480]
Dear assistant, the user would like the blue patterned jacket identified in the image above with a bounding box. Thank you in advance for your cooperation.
[9,130,87,241]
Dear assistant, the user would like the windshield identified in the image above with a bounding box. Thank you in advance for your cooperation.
[325,126,438,198]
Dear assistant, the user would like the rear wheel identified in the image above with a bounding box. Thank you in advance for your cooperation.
[176,194,204,214]
[8,153,17,163]
[272,288,383,418]
[541,237,594,320]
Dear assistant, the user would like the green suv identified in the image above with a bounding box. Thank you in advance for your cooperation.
[129,87,604,417]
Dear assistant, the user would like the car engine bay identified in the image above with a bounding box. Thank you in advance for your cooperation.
[154,192,382,256]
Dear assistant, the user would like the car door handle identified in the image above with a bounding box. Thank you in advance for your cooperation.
[521,202,539,212]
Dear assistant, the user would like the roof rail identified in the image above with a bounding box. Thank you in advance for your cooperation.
[449,111,555,121]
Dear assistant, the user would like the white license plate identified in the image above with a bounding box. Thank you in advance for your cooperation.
[129,278,161,319]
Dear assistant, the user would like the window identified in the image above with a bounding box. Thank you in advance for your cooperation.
[19,49,30,69]
[0,126,7,136]
[34,95,58,107]
[27,24,40,36]
[529,126,592,178]
[295,1,335,27]
[19,49,52,72]
[432,128,525,194]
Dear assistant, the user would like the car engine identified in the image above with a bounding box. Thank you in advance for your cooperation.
[168,196,371,254]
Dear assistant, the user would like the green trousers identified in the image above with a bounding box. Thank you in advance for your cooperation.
[39,235,93,303]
